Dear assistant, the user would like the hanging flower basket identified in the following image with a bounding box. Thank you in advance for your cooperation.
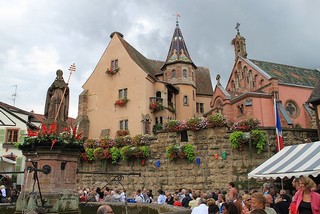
[106,67,120,76]
[149,102,165,112]
[115,98,128,107]
[166,144,195,162]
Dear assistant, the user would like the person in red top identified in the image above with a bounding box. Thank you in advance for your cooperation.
[290,176,320,214]
[173,195,182,207]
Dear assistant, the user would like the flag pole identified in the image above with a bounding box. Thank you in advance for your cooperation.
[53,63,76,123]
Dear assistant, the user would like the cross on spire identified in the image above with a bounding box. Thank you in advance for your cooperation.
[176,13,180,26]
[235,22,240,34]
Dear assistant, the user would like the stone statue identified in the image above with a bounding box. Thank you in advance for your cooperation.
[44,69,69,129]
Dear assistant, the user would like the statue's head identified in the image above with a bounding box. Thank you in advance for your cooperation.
[56,70,63,80]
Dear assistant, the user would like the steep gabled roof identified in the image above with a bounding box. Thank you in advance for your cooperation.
[195,67,214,96]
[249,59,320,87]
[114,33,158,79]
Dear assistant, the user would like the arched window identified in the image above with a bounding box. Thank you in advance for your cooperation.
[192,72,194,81]
[156,91,161,98]
[285,101,298,118]
[172,69,176,78]
[183,69,188,78]
[260,79,264,87]
[183,96,188,105]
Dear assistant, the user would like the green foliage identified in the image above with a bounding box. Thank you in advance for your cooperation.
[140,146,150,158]
[183,144,195,162]
[250,129,267,154]
[110,147,121,163]
[229,131,245,149]
[120,145,131,161]
[166,144,195,162]
[85,148,95,161]
[152,123,163,135]
[93,147,105,160]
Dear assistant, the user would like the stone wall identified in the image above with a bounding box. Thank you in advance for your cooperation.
[76,127,317,197]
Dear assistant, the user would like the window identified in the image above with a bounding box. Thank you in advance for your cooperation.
[156,91,161,98]
[120,120,128,130]
[111,59,118,70]
[118,88,127,99]
[6,129,19,143]
[183,96,188,106]
[196,103,204,113]
[183,69,188,78]
[192,72,194,81]
[172,69,176,78]
[285,101,298,117]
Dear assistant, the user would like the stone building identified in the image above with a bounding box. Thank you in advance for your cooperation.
[210,29,320,128]
[77,21,213,138]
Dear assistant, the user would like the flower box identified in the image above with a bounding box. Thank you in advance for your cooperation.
[149,102,164,112]
[106,67,120,76]
[115,98,128,107]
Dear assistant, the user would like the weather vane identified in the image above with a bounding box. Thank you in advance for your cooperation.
[235,22,240,34]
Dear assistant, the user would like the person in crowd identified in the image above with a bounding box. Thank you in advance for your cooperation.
[218,194,227,213]
[291,178,300,199]
[165,193,174,205]
[191,199,208,214]
[189,192,200,209]
[250,209,267,214]
[242,194,251,214]
[251,192,276,214]
[228,182,238,202]
[222,202,240,214]
[173,195,182,207]
[234,195,244,214]
[182,190,192,208]
[134,189,145,202]
[96,187,103,202]
[290,176,320,214]
[96,205,114,214]
[264,194,275,210]
[157,189,166,204]
[178,188,186,202]
[208,198,220,214]
[212,189,221,201]
[262,183,271,195]
[145,189,154,203]
[274,193,290,214]
[79,190,87,203]
[111,189,121,202]
[119,188,126,203]
[87,188,98,202]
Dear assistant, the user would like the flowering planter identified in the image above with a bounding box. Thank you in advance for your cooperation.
[106,67,120,76]
[115,98,128,107]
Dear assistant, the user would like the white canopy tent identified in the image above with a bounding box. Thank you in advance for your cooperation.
[248,141,320,179]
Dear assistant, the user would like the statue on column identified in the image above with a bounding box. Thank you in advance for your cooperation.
[44,69,69,132]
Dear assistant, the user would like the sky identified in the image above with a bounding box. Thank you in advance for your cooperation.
[1,0,320,118]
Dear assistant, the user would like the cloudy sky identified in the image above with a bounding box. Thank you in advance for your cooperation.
[1,0,319,118]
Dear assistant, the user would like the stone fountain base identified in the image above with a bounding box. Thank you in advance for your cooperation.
[15,145,82,214]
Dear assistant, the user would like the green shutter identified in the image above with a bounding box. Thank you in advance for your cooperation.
[0,129,5,142]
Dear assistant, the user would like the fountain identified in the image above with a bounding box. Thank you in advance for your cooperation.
[1,66,190,214]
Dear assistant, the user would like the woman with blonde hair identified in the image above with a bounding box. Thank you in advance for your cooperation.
[242,194,251,214]
[290,176,320,214]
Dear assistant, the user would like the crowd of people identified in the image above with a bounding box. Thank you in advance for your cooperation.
[0,185,19,203]
[90,176,320,214]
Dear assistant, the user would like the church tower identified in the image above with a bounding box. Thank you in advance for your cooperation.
[231,23,248,61]
[161,19,197,120]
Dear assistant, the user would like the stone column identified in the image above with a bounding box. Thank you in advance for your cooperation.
[15,146,81,214]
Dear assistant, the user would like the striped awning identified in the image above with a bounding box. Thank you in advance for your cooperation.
[248,141,320,179]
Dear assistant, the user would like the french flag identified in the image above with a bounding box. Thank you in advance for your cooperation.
[274,99,284,152]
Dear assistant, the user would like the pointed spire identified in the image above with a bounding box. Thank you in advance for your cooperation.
[163,19,195,68]
[231,23,248,61]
